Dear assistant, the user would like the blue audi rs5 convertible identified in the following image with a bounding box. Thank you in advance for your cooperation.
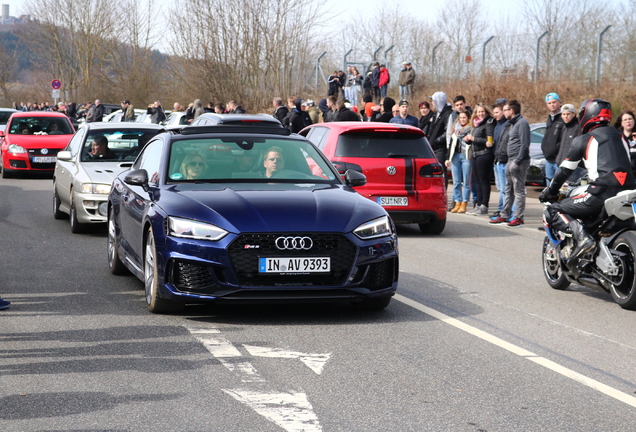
[107,119,398,313]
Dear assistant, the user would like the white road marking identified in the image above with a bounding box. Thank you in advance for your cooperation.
[243,345,332,375]
[223,389,322,432]
[186,326,264,382]
[185,326,324,431]
[395,293,636,408]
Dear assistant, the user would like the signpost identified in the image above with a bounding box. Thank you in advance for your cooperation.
[51,80,62,105]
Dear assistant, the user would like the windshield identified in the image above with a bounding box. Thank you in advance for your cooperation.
[335,131,434,158]
[9,117,74,135]
[0,111,15,125]
[168,137,338,182]
[81,129,161,162]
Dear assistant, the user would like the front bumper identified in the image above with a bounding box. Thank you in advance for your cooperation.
[74,192,109,223]
[3,151,59,171]
[153,231,399,304]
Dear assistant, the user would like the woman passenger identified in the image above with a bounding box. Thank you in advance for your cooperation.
[180,153,207,180]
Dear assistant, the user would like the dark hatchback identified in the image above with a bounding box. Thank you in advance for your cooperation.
[108,124,399,313]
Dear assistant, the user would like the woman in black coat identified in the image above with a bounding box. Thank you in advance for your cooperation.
[418,101,434,136]
[464,103,495,215]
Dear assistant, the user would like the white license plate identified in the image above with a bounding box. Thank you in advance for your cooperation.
[259,257,330,273]
[377,197,408,206]
[32,156,57,163]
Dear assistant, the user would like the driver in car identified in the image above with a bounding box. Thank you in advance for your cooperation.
[263,146,285,178]
[89,135,117,159]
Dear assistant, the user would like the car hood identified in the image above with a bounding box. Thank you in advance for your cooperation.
[6,134,72,148]
[160,183,386,233]
[82,161,132,184]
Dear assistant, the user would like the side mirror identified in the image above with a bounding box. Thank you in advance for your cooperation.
[344,169,366,187]
[57,151,72,161]
[124,169,149,188]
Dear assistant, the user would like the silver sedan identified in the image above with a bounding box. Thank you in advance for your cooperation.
[53,122,164,233]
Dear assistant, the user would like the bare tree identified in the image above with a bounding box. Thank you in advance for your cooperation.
[0,41,17,104]
[101,0,164,104]
[167,0,327,110]
[436,0,485,80]
[20,0,117,101]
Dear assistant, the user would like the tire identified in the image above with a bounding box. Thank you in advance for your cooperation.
[542,237,570,290]
[144,227,184,314]
[419,218,446,235]
[53,182,66,220]
[69,191,85,233]
[353,295,392,310]
[1,164,11,178]
[107,209,129,275]
[608,232,636,310]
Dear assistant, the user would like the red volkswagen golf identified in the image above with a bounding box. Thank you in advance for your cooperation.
[0,111,75,178]
[300,122,447,234]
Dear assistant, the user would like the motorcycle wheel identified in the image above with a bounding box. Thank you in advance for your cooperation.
[542,237,570,290]
[608,232,636,310]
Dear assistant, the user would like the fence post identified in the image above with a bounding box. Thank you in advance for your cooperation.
[315,51,327,90]
[482,36,495,77]
[596,25,611,86]
[373,46,384,62]
[432,41,443,85]
[383,45,394,66]
[343,49,353,73]
[535,31,548,82]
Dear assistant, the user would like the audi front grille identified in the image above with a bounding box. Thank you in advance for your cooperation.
[227,233,357,287]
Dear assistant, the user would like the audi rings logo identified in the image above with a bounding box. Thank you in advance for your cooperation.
[387,166,397,175]
[275,236,313,250]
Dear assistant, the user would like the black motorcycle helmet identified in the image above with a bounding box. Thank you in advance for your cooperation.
[579,98,612,134]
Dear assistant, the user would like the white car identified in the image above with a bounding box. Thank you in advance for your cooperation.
[0,108,18,132]
[53,122,165,233]
[102,109,147,123]
[164,111,188,126]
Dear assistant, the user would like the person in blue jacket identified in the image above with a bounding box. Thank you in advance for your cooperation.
[389,100,418,127]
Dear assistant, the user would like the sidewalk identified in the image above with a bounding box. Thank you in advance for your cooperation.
[446,184,546,229]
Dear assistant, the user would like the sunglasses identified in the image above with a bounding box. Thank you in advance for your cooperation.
[188,161,205,168]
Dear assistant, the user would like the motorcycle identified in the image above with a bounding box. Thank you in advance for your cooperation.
[542,181,636,309]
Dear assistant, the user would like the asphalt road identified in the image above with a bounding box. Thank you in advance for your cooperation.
[2,177,636,431]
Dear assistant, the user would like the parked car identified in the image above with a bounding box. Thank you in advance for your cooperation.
[0,112,75,178]
[164,111,189,127]
[107,123,398,313]
[53,122,164,232]
[135,109,171,125]
[528,123,547,186]
[300,122,447,234]
[103,109,147,123]
[0,108,18,132]
[189,113,282,127]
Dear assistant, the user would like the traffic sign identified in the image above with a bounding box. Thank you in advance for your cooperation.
[51,89,60,99]
[51,79,62,89]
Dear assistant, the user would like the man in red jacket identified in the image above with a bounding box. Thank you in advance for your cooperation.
[379,64,390,98]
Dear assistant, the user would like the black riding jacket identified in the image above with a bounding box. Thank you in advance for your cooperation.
[548,125,635,196]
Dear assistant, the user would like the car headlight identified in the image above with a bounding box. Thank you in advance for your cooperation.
[353,216,393,240]
[80,183,112,194]
[167,216,228,241]
[7,144,26,154]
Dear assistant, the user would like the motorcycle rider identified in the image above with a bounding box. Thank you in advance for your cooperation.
[539,99,636,265]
